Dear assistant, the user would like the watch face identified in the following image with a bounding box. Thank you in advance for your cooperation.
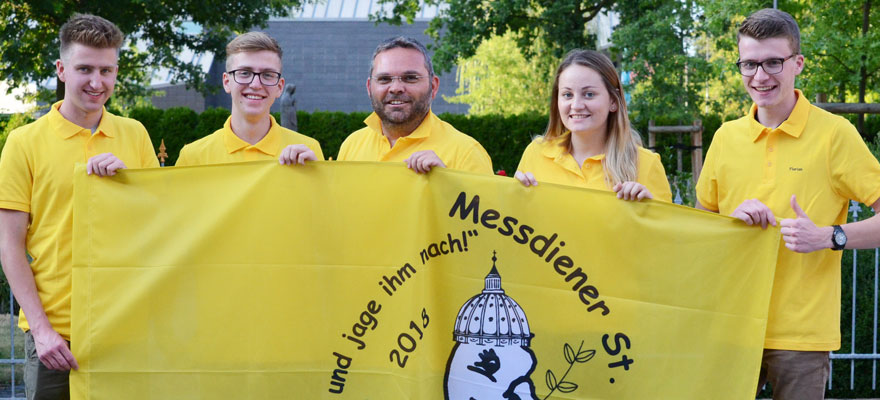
[834,230,847,246]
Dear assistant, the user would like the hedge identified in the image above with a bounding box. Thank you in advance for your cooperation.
[2,107,877,173]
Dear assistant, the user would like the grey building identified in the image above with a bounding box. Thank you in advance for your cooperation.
[152,1,468,114]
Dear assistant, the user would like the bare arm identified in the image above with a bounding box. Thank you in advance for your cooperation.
[0,209,77,370]
[781,197,880,252]
[840,199,880,249]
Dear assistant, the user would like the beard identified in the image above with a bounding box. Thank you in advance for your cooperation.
[370,89,432,130]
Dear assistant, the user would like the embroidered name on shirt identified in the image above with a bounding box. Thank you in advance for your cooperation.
[789,167,803,172]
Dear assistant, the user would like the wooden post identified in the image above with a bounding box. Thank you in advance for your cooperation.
[646,120,704,187]
[691,120,703,185]
[676,132,683,173]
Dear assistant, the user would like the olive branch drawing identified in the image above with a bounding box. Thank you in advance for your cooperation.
[543,341,595,399]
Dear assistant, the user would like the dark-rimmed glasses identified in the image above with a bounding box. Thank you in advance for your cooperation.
[735,54,797,76]
[227,69,282,86]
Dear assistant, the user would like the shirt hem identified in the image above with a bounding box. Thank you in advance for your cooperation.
[764,339,840,352]
[0,201,30,213]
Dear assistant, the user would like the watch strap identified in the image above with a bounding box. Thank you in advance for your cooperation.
[831,225,846,251]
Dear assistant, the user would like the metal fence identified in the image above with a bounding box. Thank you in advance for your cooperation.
[1,288,23,399]
[829,201,880,393]
[0,202,877,399]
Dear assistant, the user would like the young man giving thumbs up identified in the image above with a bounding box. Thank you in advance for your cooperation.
[695,9,880,400]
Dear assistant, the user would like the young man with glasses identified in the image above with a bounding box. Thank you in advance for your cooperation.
[337,36,492,174]
[0,14,160,399]
[695,8,880,399]
[176,32,323,166]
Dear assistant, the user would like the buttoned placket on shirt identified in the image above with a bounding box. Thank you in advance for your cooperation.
[223,119,281,160]
[51,106,115,162]
[543,133,607,185]
[747,94,807,186]
[364,112,433,162]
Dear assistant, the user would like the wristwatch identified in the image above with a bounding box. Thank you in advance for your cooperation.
[831,225,847,251]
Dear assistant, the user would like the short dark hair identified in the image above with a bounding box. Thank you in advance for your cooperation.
[59,13,124,58]
[369,36,434,76]
[738,8,800,54]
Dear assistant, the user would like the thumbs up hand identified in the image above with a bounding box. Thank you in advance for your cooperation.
[780,195,833,253]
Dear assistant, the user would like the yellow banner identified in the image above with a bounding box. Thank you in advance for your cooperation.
[71,161,778,399]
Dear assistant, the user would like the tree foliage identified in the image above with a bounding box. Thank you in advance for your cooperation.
[0,0,306,104]
[444,33,554,116]
[612,0,713,124]
[371,0,614,73]
[372,0,877,138]
[800,0,878,133]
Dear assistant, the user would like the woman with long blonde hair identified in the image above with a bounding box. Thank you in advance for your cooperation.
[515,50,671,202]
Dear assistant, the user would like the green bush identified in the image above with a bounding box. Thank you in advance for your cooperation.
[129,106,164,138]
[195,107,231,140]
[440,112,547,172]
[156,107,199,166]
[297,111,370,160]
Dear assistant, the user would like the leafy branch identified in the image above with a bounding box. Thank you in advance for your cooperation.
[543,341,595,399]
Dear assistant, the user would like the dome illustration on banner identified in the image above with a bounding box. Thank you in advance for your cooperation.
[444,252,539,400]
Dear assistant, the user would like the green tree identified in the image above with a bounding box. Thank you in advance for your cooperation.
[371,0,615,73]
[612,0,713,124]
[445,33,554,115]
[0,0,309,105]
[800,0,878,135]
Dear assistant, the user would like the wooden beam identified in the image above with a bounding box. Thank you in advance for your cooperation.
[648,125,703,133]
[814,103,880,114]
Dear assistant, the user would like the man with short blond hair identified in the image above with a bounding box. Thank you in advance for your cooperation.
[0,13,159,399]
[177,32,322,166]
[696,8,880,399]
[337,36,492,174]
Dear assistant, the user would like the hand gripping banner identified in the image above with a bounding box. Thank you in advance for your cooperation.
[71,161,779,399]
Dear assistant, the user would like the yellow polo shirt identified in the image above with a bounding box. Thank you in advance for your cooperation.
[696,90,880,351]
[176,116,323,166]
[516,134,672,202]
[0,101,159,340]
[337,111,493,174]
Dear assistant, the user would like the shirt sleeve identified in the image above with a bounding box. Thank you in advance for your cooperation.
[0,131,33,212]
[308,139,325,161]
[695,129,722,212]
[138,126,160,168]
[828,119,880,206]
[336,134,354,161]
[456,142,494,175]
[641,151,672,203]
[175,144,194,167]
[516,140,539,174]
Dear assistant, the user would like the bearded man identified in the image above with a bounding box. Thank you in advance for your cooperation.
[337,37,492,174]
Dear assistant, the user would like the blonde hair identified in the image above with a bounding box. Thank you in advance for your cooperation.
[544,49,641,187]
[59,14,124,58]
[225,32,283,71]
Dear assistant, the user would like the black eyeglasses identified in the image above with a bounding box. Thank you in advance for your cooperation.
[227,69,282,86]
[735,54,797,76]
